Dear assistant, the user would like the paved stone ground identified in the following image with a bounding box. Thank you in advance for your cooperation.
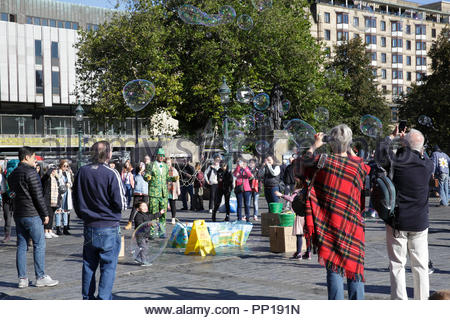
[0,197,448,300]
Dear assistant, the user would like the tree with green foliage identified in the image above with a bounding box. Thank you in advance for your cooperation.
[399,27,450,152]
[75,0,347,136]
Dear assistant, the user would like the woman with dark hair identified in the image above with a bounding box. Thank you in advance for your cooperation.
[55,159,73,235]
[42,167,61,239]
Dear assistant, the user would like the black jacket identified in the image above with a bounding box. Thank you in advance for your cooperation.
[217,168,233,193]
[8,162,49,219]
[283,164,296,185]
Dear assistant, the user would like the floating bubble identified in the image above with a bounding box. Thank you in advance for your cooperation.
[202,14,223,27]
[360,115,383,138]
[178,4,208,25]
[123,79,155,112]
[255,140,270,155]
[241,114,256,131]
[251,0,273,12]
[281,100,291,114]
[130,220,169,266]
[418,115,432,127]
[285,119,317,141]
[224,130,246,152]
[253,93,270,111]
[237,14,254,31]
[282,119,291,129]
[314,107,329,123]
[236,86,254,104]
[307,83,316,92]
[254,111,265,122]
[223,117,241,133]
[218,5,236,24]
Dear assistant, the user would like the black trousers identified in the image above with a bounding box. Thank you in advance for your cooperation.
[193,187,204,211]
[168,199,177,219]
[209,184,218,210]
[214,188,231,215]
[2,197,13,236]
[44,207,57,231]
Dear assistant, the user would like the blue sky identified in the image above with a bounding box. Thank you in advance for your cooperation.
[57,0,442,9]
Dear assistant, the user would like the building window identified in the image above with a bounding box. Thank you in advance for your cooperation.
[372,69,377,77]
[416,72,426,81]
[432,28,436,38]
[381,53,387,63]
[392,70,403,80]
[57,21,63,28]
[406,25,411,34]
[416,41,426,50]
[50,19,56,27]
[9,14,16,23]
[65,21,71,29]
[370,52,377,61]
[392,38,403,48]
[406,40,411,50]
[353,17,359,27]
[42,19,48,26]
[325,47,331,58]
[381,69,387,79]
[406,56,411,65]
[391,21,402,32]
[26,16,33,24]
[382,85,387,93]
[391,107,399,122]
[337,31,349,41]
[51,42,58,58]
[365,34,376,44]
[407,72,411,81]
[324,29,330,40]
[34,17,41,26]
[35,40,42,65]
[365,17,376,28]
[392,85,403,96]
[392,54,403,64]
[416,56,426,66]
[324,12,330,23]
[380,21,386,31]
[72,22,78,30]
[415,25,426,35]
[337,13,349,24]
[381,37,386,47]
[36,70,44,94]
[52,71,60,95]
[407,87,412,93]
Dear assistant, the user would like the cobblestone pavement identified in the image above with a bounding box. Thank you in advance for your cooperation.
[0,198,448,300]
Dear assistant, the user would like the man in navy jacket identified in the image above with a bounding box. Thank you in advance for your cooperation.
[73,141,126,300]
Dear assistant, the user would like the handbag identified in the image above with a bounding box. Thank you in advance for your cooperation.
[234,184,244,194]
[58,184,67,194]
[251,178,259,193]
[291,154,327,217]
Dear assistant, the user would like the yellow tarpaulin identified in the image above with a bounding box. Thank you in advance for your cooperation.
[184,220,215,256]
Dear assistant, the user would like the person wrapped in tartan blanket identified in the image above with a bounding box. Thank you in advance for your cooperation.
[295,125,370,300]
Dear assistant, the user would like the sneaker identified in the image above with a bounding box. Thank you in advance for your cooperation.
[35,275,59,287]
[50,231,59,238]
[253,215,258,221]
[171,218,176,225]
[290,253,302,260]
[44,233,52,239]
[18,278,29,289]
[209,209,213,214]
[2,235,11,243]
[302,251,312,260]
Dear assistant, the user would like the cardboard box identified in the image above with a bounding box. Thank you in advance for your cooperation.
[261,212,280,236]
[269,226,306,253]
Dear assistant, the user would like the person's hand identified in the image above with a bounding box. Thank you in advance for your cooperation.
[43,216,49,225]
[313,132,325,149]
[274,191,282,197]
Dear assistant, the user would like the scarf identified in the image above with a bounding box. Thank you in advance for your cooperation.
[50,175,59,207]
[305,154,370,281]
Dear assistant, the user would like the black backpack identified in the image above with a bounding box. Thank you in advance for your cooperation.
[369,161,397,228]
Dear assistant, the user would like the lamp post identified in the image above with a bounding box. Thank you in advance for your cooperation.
[218,76,232,170]
[75,100,85,169]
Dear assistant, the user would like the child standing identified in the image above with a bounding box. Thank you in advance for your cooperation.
[133,201,153,266]
[275,178,312,260]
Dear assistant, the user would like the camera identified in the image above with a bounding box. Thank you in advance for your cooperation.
[322,135,331,143]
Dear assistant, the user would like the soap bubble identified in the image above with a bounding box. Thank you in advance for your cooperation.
[285,119,317,142]
[418,115,432,127]
[237,14,254,31]
[178,4,208,25]
[123,79,155,112]
[360,115,383,138]
[202,14,223,27]
[236,86,254,104]
[224,130,246,152]
[253,93,270,111]
[130,220,168,266]
[282,119,291,129]
[241,114,256,131]
[307,83,316,92]
[251,0,273,12]
[314,107,329,123]
[254,111,265,122]
[223,117,241,132]
[218,5,236,23]
[281,100,291,114]
[255,140,270,155]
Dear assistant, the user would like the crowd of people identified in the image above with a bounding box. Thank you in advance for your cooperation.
[0,121,449,301]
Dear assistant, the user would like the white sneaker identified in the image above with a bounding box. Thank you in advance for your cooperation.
[209,209,213,214]
[171,218,176,225]
[253,215,258,221]
[50,231,59,238]
[44,233,52,239]
[18,278,29,289]
[35,275,59,287]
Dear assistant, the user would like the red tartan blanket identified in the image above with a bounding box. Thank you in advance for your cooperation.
[304,154,370,281]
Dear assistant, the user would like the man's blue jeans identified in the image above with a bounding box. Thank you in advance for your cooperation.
[236,191,252,220]
[326,268,364,300]
[82,225,121,300]
[438,173,449,206]
[14,216,46,279]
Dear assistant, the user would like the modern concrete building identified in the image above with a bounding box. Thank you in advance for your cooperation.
[309,0,450,121]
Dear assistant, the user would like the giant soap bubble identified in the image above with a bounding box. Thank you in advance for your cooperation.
[254,111,265,122]
[360,115,383,138]
[218,5,236,23]
[251,0,273,12]
[236,86,254,104]
[314,107,329,123]
[123,79,155,112]
[255,140,270,155]
[285,119,317,142]
[253,93,270,111]
[281,100,291,114]
[237,14,254,31]
[241,114,256,131]
[178,4,208,25]
[130,220,168,266]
